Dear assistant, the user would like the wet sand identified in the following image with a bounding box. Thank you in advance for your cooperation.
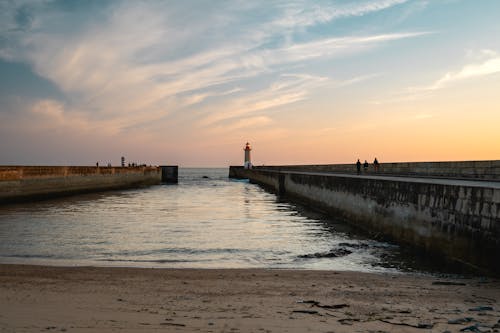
[0,264,499,332]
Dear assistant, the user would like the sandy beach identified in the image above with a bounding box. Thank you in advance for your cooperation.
[0,265,499,332]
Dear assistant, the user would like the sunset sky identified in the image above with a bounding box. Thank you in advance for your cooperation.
[1,0,499,167]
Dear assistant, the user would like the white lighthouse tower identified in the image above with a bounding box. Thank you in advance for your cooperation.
[244,142,252,169]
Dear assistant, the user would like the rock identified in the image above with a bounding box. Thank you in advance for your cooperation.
[320,303,349,309]
[296,300,319,305]
[432,281,466,286]
[469,306,493,312]
[292,310,319,315]
[448,317,474,324]
[296,299,349,309]
[460,325,482,332]
[299,248,352,259]
[338,318,360,325]
[161,323,186,327]
[379,319,434,329]
[417,323,434,329]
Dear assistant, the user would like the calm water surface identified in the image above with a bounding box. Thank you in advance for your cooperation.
[0,168,416,272]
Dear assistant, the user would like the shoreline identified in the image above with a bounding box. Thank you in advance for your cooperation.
[1,264,499,332]
[0,255,480,278]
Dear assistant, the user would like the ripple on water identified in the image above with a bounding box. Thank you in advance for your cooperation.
[0,168,440,273]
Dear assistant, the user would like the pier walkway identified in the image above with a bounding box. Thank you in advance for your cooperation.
[259,169,500,189]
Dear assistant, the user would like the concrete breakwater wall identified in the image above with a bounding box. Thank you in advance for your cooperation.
[229,165,500,273]
[253,160,500,180]
[0,166,161,203]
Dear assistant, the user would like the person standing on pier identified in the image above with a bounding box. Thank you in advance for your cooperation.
[363,160,369,172]
[356,159,361,174]
[373,158,380,172]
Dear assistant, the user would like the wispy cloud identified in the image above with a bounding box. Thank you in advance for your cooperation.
[273,0,409,28]
[0,0,441,164]
[334,73,382,87]
[371,50,500,105]
[211,116,273,133]
[196,73,327,128]
[428,53,500,90]
[265,32,431,66]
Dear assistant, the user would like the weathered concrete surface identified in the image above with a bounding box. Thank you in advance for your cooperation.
[229,165,500,273]
[255,160,500,180]
[160,165,178,183]
[0,166,161,203]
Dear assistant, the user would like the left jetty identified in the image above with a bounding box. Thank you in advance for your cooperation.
[0,166,161,203]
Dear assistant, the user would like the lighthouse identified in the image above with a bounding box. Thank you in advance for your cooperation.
[244,142,252,169]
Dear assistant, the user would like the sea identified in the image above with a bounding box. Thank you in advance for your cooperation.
[0,168,436,273]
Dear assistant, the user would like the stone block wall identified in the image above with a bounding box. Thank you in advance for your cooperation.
[0,166,161,203]
[229,166,500,273]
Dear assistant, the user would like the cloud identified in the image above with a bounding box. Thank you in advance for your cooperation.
[0,0,435,164]
[429,54,500,90]
[273,0,409,28]
[28,99,107,134]
[31,99,65,120]
[372,50,500,105]
[334,73,381,87]
[195,73,328,128]
[211,116,273,133]
[268,32,432,65]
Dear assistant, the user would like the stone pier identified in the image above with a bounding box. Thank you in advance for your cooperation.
[229,160,500,274]
[0,166,161,203]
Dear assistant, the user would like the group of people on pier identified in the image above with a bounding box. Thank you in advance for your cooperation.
[356,158,379,174]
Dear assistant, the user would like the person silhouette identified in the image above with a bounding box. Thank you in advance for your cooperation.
[356,159,361,174]
[373,158,380,172]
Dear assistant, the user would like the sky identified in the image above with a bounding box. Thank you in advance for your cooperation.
[0,0,499,167]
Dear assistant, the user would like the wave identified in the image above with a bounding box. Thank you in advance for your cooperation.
[96,258,202,264]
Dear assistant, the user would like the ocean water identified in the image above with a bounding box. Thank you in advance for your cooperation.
[0,168,413,272]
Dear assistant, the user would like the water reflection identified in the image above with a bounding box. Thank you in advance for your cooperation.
[0,168,425,273]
